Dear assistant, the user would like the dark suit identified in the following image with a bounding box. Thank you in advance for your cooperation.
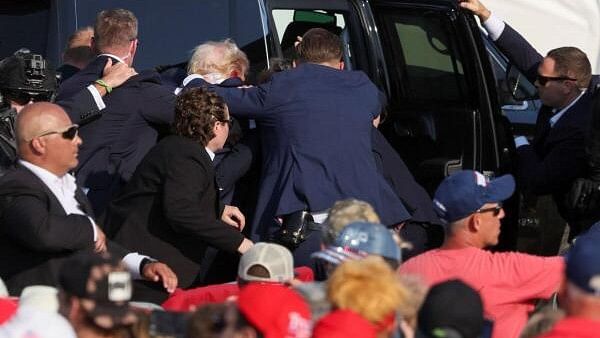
[186,63,411,243]
[0,164,126,296]
[495,24,599,223]
[104,135,245,303]
[57,55,176,215]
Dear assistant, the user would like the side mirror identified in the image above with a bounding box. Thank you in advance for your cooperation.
[505,63,536,101]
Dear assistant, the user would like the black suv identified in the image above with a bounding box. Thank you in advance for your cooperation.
[1,0,540,249]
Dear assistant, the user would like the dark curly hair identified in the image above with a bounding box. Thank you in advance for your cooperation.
[173,87,228,146]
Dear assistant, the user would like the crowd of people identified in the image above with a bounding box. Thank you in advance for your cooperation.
[0,0,599,337]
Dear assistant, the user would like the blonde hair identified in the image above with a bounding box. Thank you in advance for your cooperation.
[323,199,380,245]
[327,256,408,324]
[187,39,249,78]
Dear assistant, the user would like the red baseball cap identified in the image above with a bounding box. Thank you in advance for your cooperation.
[0,297,18,324]
[313,309,378,338]
[237,283,312,338]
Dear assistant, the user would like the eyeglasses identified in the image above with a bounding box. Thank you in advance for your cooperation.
[475,204,503,217]
[536,74,577,86]
[27,124,79,142]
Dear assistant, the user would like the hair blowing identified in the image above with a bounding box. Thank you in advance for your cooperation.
[173,87,227,146]
[547,47,592,89]
[296,28,343,64]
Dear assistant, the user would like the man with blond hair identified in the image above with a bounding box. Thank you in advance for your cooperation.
[186,39,249,84]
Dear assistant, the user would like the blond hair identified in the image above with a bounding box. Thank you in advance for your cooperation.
[187,39,249,78]
[327,256,408,324]
[323,199,380,245]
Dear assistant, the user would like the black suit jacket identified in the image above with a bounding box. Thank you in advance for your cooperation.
[57,55,176,215]
[0,164,126,295]
[104,135,245,303]
[495,24,598,220]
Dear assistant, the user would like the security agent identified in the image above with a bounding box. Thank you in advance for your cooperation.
[0,49,57,176]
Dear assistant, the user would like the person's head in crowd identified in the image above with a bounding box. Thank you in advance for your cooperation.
[210,283,312,338]
[295,28,343,69]
[433,170,515,249]
[518,307,565,338]
[57,251,138,337]
[237,242,295,287]
[313,256,407,338]
[559,232,600,319]
[417,279,484,338]
[63,26,95,70]
[0,49,57,112]
[321,199,381,246]
[173,87,230,152]
[536,47,591,109]
[313,221,403,270]
[187,39,249,83]
[93,9,138,66]
[16,102,81,176]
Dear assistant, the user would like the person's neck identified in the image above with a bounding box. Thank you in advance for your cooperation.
[99,48,132,66]
[440,234,484,250]
[568,301,600,321]
[22,157,68,177]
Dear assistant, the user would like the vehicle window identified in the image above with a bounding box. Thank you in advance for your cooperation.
[484,37,538,107]
[271,9,355,69]
[382,12,468,103]
[375,8,474,192]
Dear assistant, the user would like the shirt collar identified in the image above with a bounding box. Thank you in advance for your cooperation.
[99,53,127,64]
[19,160,74,188]
[549,90,586,127]
[205,147,215,161]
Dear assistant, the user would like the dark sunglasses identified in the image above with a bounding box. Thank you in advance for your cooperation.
[28,124,79,142]
[475,204,503,217]
[536,74,577,86]
[6,91,51,105]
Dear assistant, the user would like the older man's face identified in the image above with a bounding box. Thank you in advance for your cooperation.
[42,116,82,174]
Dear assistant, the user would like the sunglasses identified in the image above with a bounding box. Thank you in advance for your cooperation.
[536,75,577,86]
[6,91,52,105]
[475,204,503,217]
[27,124,79,142]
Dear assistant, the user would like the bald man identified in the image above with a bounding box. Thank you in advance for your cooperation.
[0,102,177,296]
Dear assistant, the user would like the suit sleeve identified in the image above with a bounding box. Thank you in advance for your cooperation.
[185,78,272,119]
[494,24,543,83]
[139,84,176,125]
[57,88,102,126]
[162,152,244,253]
[0,192,94,252]
[517,127,587,194]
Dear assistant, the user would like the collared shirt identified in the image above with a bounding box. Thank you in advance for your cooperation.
[205,147,216,161]
[83,53,129,111]
[19,160,148,279]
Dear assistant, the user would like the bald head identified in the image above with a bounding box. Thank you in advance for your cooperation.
[17,102,69,148]
[17,102,81,176]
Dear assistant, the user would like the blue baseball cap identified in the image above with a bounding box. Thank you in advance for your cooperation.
[433,170,515,224]
[566,233,600,295]
[312,221,401,264]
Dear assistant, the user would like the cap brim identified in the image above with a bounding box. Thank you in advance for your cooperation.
[484,174,515,203]
[311,246,366,265]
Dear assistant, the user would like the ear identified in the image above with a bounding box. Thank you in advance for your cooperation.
[338,60,345,70]
[30,137,47,155]
[467,214,480,233]
[130,39,138,58]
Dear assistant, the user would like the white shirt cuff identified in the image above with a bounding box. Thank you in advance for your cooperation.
[482,14,506,41]
[87,217,97,241]
[86,84,106,110]
[514,136,529,148]
[122,252,150,280]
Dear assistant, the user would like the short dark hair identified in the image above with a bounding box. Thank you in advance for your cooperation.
[547,47,592,89]
[173,87,228,146]
[296,28,342,64]
[94,9,138,51]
